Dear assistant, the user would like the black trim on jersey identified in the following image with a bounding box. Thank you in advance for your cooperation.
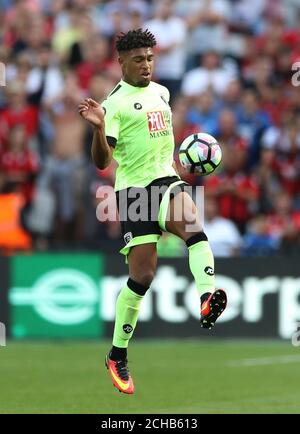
[160,95,169,106]
[106,136,117,148]
[108,84,122,97]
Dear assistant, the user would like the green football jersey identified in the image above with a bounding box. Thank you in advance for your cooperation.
[101,79,177,191]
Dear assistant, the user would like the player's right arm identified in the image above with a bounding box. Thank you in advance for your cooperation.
[78,98,113,170]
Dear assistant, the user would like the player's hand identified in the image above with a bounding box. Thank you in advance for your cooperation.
[78,98,105,128]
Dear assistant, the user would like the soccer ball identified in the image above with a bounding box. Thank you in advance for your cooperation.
[178,132,222,176]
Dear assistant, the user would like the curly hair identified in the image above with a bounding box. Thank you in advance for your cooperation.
[116,28,156,53]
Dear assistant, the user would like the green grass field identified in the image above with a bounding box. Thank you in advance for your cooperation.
[1,339,300,414]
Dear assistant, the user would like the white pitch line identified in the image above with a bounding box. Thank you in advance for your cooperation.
[228,354,300,367]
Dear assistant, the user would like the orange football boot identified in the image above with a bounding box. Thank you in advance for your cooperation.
[105,355,135,394]
[200,289,227,330]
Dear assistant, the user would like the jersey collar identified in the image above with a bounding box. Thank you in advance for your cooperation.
[120,79,151,91]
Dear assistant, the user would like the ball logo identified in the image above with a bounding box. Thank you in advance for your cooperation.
[123,324,133,334]
[204,266,214,276]
[134,103,142,110]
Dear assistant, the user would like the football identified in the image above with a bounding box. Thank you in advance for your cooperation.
[178,132,222,175]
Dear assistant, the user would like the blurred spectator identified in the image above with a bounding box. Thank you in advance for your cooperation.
[172,96,200,144]
[52,5,95,63]
[0,80,39,147]
[4,5,49,55]
[261,115,300,198]
[218,79,243,115]
[128,9,145,31]
[243,56,275,91]
[205,110,259,232]
[24,41,65,157]
[145,0,187,101]
[259,81,292,126]
[176,0,231,67]
[181,51,236,97]
[5,50,32,84]
[204,197,242,257]
[171,95,199,185]
[242,215,279,256]
[26,41,64,107]
[216,108,248,161]
[237,88,272,167]
[243,190,300,256]
[256,15,289,60]
[38,72,88,246]
[100,0,150,39]
[186,90,219,136]
[0,124,39,206]
[74,35,115,90]
[230,0,266,35]
[265,190,300,254]
[252,143,281,214]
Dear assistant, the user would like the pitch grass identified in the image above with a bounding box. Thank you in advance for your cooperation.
[0,339,300,414]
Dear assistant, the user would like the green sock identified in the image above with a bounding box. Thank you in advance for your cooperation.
[112,285,144,348]
[188,240,215,297]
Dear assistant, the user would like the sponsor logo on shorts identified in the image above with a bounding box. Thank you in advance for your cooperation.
[124,232,133,244]
[204,266,214,276]
[123,324,133,334]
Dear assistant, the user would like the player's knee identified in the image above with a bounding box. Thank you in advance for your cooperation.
[138,270,155,288]
[130,270,155,290]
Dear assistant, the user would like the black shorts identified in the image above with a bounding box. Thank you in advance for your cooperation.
[116,176,187,256]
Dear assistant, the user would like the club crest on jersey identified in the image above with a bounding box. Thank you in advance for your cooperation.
[134,103,142,110]
[147,111,166,132]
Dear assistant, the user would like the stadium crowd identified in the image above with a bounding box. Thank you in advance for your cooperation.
[0,0,300,256]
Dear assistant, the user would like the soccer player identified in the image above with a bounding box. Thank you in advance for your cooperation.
[78,29,227,395]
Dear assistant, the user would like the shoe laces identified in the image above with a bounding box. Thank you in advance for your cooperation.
[115,359,130,381]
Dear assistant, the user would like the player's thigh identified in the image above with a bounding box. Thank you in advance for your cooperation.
[128,243,158,287]
[165,191,203,241]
